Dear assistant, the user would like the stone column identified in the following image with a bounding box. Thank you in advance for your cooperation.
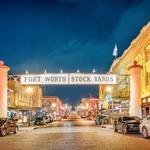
[128,61,142,118]
[0,61,10,118]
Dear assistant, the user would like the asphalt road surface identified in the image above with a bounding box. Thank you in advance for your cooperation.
[0,119,150,150]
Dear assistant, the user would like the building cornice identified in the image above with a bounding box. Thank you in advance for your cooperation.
[110,21,150,72]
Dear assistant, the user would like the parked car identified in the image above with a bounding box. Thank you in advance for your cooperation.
[114,116,141,134]
[45,114,54,123]
[49,114,54,122]
[140,115,150,138]
[0,118,18,136]
[45,116,51,123]
[95,115,108,125]
[34,117,46,125]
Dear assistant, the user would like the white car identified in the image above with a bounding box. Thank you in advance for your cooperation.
[140,115,150,138]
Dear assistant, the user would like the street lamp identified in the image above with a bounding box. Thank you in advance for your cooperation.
[106,86,112,93]
[86,103,89,109]
[26,87,33,93]
[52,102,56,108]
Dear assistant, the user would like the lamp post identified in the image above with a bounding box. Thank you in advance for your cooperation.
[106,86,112,124]
[51,102,57,119]
[26,87,33,126]
[0,61,10,118]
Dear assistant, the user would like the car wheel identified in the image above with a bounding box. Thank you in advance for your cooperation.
[14,127,18,134]
[122,125,128,134]
[142,127,148,138]
[1,128,7,136]
[95,121,97,125]
[97,121,100,125]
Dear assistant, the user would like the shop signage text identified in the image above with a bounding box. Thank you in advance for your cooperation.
[20,73,117,85]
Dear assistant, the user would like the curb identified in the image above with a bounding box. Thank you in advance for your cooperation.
[19,127,37,131]
[100,125,113,129]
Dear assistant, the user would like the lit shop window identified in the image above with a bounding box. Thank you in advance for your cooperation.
[142,99,146,103]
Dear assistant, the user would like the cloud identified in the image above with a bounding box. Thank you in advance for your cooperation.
[109,0,150,53]
[14,0,150,73]
[1,0,150,104]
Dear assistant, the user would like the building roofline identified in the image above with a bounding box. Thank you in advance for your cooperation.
[110,21,150,71]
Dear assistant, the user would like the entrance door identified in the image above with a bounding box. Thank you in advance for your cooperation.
[146,107,150,116]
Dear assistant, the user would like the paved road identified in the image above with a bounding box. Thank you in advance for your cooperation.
[0,119,150,150]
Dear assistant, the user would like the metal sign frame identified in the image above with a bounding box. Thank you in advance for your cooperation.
[9,73,118,85]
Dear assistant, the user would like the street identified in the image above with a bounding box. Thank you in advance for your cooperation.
[0,119,150,150]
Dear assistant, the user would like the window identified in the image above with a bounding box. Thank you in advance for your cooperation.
[142,99,146,103]
[145,45,150,62]
[123,116,140,121]
[145,70,150,86]
[135,53,142,65]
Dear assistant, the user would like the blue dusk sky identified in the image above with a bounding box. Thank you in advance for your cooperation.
[0,0,150,105]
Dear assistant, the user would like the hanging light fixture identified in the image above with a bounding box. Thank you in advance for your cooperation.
[77,69,80,73]
[92,68,96,73]
[60,69,63,73]
[44,69,47,74]
[25,69,29,74]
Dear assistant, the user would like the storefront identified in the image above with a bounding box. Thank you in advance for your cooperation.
[142,97,150,118]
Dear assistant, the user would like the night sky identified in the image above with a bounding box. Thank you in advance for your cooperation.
[0,0,150,105]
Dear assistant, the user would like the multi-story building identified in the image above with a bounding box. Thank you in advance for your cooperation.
[42,96,63,116]
[8,79,42,123]
[100,21,150,119]
[80,97,101,118]
[80,98,90,117]
[99,84,129,122]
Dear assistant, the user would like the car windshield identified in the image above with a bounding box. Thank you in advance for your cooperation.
[0,119,6,125]
[97,115,106,119]
[123,117,140,121]
[36,118,43,120]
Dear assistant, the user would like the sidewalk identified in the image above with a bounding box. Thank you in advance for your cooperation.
[18,123,38,131]
[19,126,37,131]
[100,124,113,129]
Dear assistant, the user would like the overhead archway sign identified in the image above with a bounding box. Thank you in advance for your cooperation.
[20,73,117,85]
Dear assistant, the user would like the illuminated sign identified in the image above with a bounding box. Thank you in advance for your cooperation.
[20,73,117,85]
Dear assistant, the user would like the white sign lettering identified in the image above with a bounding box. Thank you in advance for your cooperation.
[20,74,117,85]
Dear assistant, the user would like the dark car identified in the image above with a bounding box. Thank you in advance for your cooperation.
[45,115,54,123]
[0,118,18,136]
[34,117,46,125]
[95,115,108,125]
[113,116,141,134]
